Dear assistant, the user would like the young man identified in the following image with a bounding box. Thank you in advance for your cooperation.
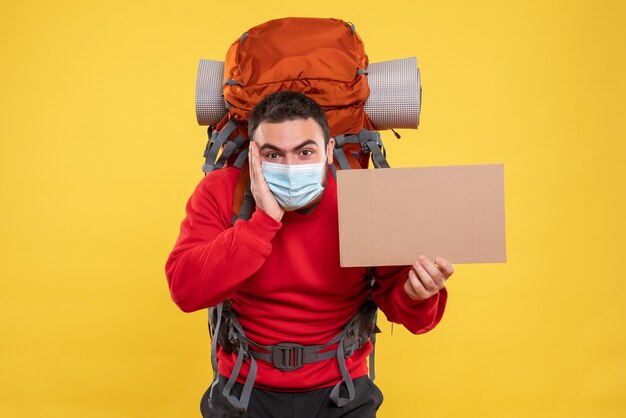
[166,91,454,417]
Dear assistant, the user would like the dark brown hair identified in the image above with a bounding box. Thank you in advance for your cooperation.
[248,91,330,144]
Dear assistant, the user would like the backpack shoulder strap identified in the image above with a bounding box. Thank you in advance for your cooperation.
[231,163,254,225]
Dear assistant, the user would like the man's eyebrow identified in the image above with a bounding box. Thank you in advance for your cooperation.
[258,139,319,153]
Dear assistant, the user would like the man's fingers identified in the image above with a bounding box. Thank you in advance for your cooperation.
[405,255,454,301]
[435,257,455,279]
[249,142,264,192]
[406,269,431,301]
[412,261,439,292]
[418,255,446,288]
[248,142,257,182]
[249,142,263,200]
[250,142,258,169]
[247,142,284,222]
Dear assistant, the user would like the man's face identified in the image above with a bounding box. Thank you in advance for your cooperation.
[252,118,335,167]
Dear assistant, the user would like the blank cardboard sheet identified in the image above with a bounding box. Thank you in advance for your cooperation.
[337,164,506,266]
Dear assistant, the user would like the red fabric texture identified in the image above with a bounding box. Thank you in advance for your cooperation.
[165,167,447,391]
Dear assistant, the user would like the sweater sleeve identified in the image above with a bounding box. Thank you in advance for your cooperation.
[165,172,281,312]
[371,266,448,334]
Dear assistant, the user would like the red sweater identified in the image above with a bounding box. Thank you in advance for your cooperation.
[165,166,447,391]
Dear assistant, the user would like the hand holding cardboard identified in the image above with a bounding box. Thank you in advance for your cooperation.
[404,255,455,301]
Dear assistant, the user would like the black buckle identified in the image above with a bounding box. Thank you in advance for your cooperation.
[272,343,304,371]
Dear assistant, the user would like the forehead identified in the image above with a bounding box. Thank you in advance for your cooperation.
[253,118,325,148]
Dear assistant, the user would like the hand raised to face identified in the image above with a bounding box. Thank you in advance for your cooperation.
[248,141,284,222]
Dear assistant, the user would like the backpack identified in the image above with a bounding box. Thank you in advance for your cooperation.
[194,17,422,411]
[196,18,421,222]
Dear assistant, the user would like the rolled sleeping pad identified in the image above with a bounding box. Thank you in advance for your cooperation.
[195,60,227,128]
[195,57,421,130]
[364,57,421,129]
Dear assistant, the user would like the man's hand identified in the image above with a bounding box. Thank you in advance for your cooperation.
[249,141,285,222]
[404,256,454,301]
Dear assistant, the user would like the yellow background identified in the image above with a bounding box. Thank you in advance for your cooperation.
[1,0,625,417]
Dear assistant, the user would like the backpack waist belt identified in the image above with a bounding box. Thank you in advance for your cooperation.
[248,340,343,372]
[209,301,377,412]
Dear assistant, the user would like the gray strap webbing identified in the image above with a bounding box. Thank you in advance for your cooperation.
[240,328,358,407]
[334,134,360,148]
[208,303,223,404]
[239,186,255,221]
[366,140,390,169]
[215,300,376,410]
[202,120,237,173]
[364,267,378,382]
[232,185,254,224]
[225,79,244,86]
[245,329,346,368]
[223,345,257,412]
[233,148,249,169]
[329,163,337,179]
[214,134,246,170]
[333,146,351,170]
[333,130,391,170]
[333,134,360,170]
[216,305,257,411]
[369,314,378,382]
[357,130,390,169]
[247,343,337,365]
[329,338,356,407]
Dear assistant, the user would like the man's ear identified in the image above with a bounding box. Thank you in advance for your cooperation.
[326,137,335,165]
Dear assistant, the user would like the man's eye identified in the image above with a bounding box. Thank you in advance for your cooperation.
[266,153,279,159]
[301,150,312,156]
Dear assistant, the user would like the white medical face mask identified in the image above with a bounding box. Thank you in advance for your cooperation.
[261,157,327,211]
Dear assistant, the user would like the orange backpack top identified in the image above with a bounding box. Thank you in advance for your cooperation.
[219,17,375,139]
[200,17,406,221]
